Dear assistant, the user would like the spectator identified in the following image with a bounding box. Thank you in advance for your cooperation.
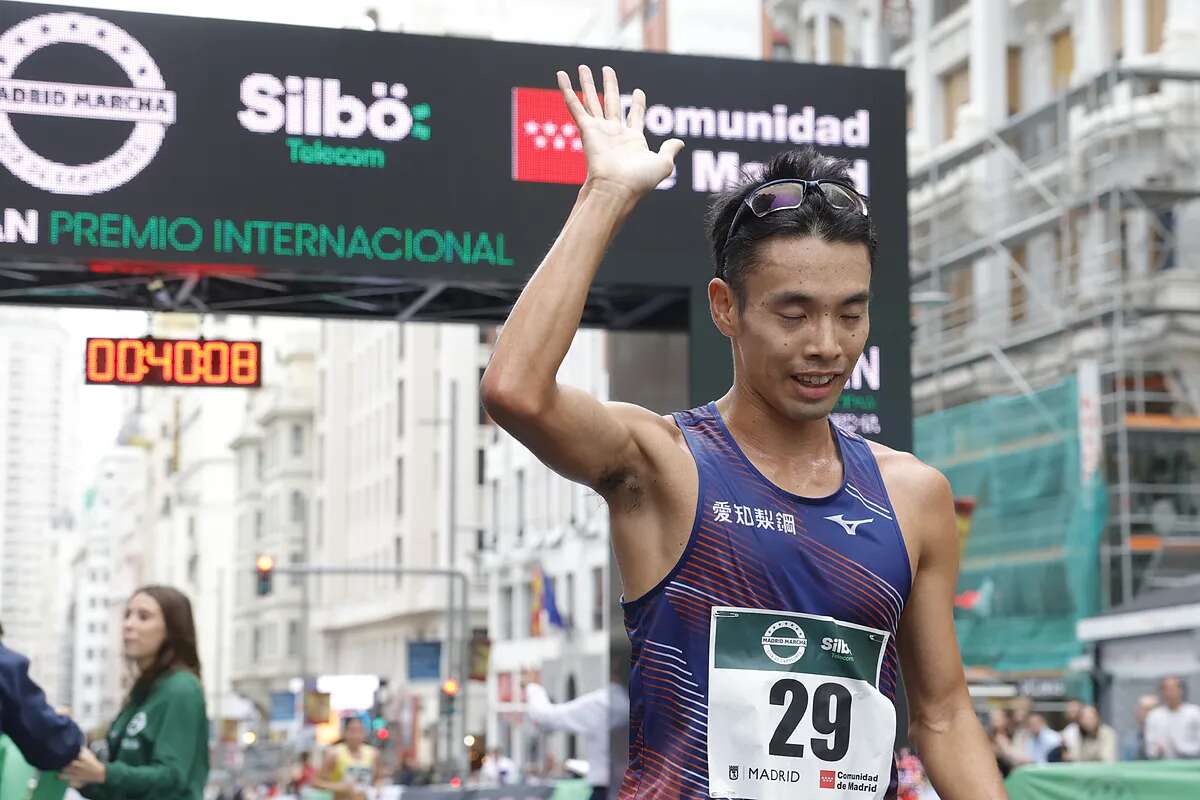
[1059,699,1082,758]
[1121,694,1159,760]
[1145,676,1200,759]
[987,709,1020,777]
[1020,713,1063,765]
[524,680,629,800]
[0,619,87,770]
[480,749,519,785]
[1072,706,1117,762]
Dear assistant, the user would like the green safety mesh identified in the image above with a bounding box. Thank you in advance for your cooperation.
[914,377,1107,673]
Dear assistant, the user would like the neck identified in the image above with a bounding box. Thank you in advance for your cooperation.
[717,386,840,462]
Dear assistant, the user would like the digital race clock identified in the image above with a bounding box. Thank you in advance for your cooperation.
[85,337,262,387]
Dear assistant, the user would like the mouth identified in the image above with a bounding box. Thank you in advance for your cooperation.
[791,372,841,401]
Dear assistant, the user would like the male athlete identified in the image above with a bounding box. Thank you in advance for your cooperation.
[481,65,1006,799]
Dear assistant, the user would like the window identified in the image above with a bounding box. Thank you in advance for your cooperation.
[83,674,93,686]
[905,92,913,132]
[829,17,845,65]
[1007,47,1022,117]
[933,0,967,22]
[591,566,605,631]
[477,448,486,486]
[290,490,306,524]
[290,424,304,456]
[501,586,514,640]
[941,61,970,142]
[523,581,535,637]
[397,325,405,359]
[255,509,264,540]
[491,479,500,545]
[1111,0,1124,59]
[478,367,490,425]
[397,380,405,437]
[394,536,403,586]
[253,626,263,662]
[1150,209,1176,271]
[287,620,300,657]
[290,552,303,587]
[1147,0,1166,53]
[1051,28,1074,94]
[1008,244,1028,324]
[516,469,526,543]
[396,457,405,515]
[316,500,324,548]
[946,265,974,329]
[565,572,576,629]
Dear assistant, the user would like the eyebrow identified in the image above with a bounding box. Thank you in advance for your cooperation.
[770,291,872,306]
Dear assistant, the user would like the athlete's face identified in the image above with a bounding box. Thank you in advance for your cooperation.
[712,236,871,422]
[345,717,367,747]
[123,592,167,666]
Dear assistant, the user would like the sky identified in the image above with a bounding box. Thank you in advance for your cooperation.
[28,0,374,28]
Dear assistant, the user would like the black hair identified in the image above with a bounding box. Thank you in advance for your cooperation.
[705,146,878,303]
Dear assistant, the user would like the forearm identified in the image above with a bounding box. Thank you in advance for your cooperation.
[911,705,1007,800]
[484,180,637,404]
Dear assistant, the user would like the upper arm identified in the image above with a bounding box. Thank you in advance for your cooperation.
[481,378,668,497]
[893,464,971,727]
[0,648,84,770]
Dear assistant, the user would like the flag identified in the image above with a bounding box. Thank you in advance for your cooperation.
[530,564,567,637]
[543,571,565,630]
[512,87,587,185]
[530,566,544,637]
[953,496,977,555]
[953,577,994,615]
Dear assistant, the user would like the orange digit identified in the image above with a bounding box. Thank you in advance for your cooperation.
[116,339,150,384]
[87,338,115,383]
[231,342,258,385]
[174,340,202,384]
[203,341,229,384]
[143,340,173,382]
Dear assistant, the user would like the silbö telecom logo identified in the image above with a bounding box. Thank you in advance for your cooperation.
[238,74,432,168]
[0,12,176,195]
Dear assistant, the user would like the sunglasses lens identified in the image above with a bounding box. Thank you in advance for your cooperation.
[749,184,806,216]
[820,183,860,212]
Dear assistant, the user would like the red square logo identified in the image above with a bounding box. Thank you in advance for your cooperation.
[512,87,586,185]
[819,770,836,789]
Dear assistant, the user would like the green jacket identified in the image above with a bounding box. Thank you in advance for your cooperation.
[82,670,209,800]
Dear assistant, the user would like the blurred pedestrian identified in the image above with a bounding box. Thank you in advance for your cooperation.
[60,585,210,799]
[1018,713,1063,765]
[0,618,88,770]
[287,751,316,794]
[1071,706,1117,762]
[986,708,1021,776]
[1059,699,1082,757]
[524,678,629,800]
[480,748,518,785]
[1123,694,1160,760]
[1145,676,1200,759]
[313,717,381,800]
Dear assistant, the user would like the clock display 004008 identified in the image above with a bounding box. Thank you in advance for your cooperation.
[85,337,262,387]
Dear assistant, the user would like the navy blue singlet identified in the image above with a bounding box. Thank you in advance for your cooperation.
[620,402,912,799]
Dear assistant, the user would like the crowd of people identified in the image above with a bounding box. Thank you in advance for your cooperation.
[984,677,1200,776]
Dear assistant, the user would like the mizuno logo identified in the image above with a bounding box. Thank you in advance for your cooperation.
[825,514,873,535]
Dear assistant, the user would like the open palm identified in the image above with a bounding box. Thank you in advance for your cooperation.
[557,65,684,197]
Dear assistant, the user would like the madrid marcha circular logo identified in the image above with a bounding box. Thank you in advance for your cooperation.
[762,620,807,665]
[0,12,175,195]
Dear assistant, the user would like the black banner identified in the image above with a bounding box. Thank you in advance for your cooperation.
[0,2,910,447]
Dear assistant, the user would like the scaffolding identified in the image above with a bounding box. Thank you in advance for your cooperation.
[908,64,1200,615]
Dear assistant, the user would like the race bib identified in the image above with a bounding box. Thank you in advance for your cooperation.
[707,607,895,799]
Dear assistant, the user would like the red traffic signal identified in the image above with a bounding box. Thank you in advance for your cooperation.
[441,678,461,697]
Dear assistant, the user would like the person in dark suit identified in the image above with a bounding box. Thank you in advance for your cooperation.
[0,620,87,769]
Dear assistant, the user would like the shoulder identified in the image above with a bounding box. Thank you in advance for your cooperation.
[866,440,953,510]
[159,669,205,701]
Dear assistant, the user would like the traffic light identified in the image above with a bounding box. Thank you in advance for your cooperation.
[440,677,460,716]
[255,554,274,596]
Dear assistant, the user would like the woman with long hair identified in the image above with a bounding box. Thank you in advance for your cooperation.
[61,585,210,799]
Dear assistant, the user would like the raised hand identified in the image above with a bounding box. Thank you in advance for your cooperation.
[557,65,684,198]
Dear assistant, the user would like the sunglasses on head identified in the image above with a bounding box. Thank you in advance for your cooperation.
[721,178,870,274]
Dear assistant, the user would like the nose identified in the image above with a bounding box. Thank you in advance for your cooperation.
[803,313,841,362]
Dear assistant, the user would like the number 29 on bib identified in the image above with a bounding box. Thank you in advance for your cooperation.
[707,608,895,799]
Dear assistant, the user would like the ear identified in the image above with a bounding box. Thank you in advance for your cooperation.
[708,278,738,338]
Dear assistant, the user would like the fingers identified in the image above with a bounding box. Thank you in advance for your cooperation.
[660,138,685,163]
[555,71,586,124]
[577,65,604,118]
[602,65,621,121]
[627,88,646,131]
